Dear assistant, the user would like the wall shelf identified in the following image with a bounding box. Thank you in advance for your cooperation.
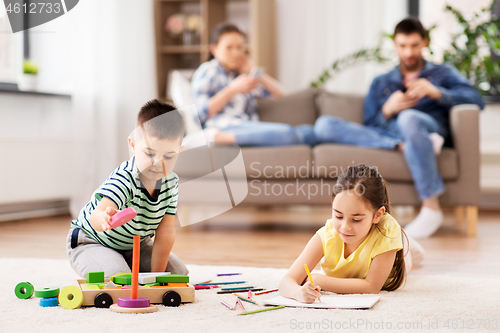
[154,0,276,100]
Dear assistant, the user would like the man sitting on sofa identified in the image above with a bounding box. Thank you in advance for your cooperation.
[314,17,484,239]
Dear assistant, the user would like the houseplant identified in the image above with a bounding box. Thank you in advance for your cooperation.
[18,59,38,91]
[311,0,500,98]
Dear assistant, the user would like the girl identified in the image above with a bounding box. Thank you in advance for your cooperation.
[191,22,317,146]
[279,164,418,303]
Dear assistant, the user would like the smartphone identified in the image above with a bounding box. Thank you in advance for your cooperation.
[248,66,265,79]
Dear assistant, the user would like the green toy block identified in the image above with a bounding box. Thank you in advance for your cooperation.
[144,282,160,287]
[110,272,132,283]
[81,284,100,291]
[86,271,104,284]
[114,275,132,285]
[156,274,189,284]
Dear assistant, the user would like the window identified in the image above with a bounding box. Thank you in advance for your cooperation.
[0,5,22,84]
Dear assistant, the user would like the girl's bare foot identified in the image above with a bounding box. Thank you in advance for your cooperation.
[214,131,236,144]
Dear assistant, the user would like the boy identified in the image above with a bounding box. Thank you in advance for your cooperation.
[66,99,187,278]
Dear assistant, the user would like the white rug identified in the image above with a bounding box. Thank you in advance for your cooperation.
[1,258,499,333]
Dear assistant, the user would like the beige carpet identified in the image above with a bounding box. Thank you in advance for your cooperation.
[1,258,499,333]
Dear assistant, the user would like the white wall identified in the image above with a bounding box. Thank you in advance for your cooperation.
[275,0,407,94]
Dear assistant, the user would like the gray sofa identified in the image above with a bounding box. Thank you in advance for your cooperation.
[177,89,481,236]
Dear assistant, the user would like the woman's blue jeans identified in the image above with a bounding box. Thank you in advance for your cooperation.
[314,109,447,200]
[223,121,318,147]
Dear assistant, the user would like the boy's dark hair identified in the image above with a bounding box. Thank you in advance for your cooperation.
[332,164,407,292]
[137,99,184,141]
[394,17,426,39]
[208,22,246,61]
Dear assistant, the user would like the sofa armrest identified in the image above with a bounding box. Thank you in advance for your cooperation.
[449,104,481,205]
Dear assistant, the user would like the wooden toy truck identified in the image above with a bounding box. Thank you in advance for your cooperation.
[74,278,195,308]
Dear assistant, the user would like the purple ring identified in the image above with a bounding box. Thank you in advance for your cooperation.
[117,297,150,308]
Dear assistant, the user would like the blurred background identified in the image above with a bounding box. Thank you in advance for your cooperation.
[0,0,499,226]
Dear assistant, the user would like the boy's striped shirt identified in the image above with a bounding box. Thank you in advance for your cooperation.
[71,155,178,251]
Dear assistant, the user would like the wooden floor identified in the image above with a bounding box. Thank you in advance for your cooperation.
[0,206,499,277]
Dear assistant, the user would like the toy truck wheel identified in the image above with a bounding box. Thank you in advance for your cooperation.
[162,291,181,307]
[94,292,113,308]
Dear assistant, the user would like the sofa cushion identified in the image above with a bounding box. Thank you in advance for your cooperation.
[241,145,312,179]
[256,88,318,126]
[316,90,364,124]
[312,144,459,182]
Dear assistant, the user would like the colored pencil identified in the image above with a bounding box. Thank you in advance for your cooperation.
[195,285,219,290]
[217,288,263,294]
[304,264,321,302]
[234,294,258,305]
[221,286,253,291]
[193,280,212,285]
[221,300,232,310]
[237,298,246,311]
[238,305,285,315]
[217,273,242,276]
[248,290,253,299]
[254,288,279,295]
[198,281,246,286]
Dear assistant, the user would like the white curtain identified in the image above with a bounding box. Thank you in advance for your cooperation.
[276,0,407,94]
[70,0,157,217]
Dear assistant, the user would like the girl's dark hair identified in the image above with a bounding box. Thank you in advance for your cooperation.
[207,22,246,61]
[332,164,408,292]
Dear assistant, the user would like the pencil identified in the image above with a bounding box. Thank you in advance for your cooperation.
[217,273,242,276]
[237,298,246,311]
[238,305,285,315]
[217,288,263,294]
[221,300,232,310]
[234,294,258,305]
[304,264,321,302]
[195,285,218,290]
[198,281,246,286]
[221,286,253,291]
[254,288,279,295]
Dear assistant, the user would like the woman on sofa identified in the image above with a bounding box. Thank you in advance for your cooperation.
[191,22,316,146]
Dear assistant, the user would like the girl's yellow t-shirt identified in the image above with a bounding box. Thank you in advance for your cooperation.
[316,213,403,279]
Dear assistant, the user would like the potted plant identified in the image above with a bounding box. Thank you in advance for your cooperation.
[311,0,500,98]
[19,59,38,91]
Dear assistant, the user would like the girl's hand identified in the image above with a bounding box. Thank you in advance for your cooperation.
[229,74,259,94]
[101,206,117,231]
[294,281,322,303]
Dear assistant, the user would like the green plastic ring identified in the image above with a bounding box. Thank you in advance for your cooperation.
[34,286,60,298]
[15,282,34,299]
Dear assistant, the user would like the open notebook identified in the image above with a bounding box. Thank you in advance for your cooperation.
[262,295,380,309]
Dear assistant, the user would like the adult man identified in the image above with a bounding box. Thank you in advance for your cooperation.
[314,17,485,239]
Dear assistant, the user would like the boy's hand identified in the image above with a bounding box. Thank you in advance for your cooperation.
[295,281,322,303]
[101,206,117,231]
